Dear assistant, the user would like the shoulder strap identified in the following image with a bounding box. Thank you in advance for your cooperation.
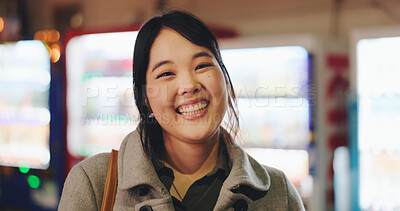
[101,149,119,211]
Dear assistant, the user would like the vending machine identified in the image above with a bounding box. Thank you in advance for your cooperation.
[65,27,140,170]
[219,42,314,208]
[351,27,400,211]
[0,40,55,210]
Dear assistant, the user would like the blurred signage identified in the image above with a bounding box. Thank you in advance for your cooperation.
[0,40,51,169]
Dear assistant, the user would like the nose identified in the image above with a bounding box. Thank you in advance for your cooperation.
[177,72,201,96]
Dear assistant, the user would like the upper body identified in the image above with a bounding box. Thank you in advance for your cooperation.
[58,129,305,211]
[59,10,305,211]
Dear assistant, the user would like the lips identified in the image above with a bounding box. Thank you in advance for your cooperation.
[176,100,209,119]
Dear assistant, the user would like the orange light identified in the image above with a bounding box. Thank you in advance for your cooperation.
[50,44,61,63]
[34,30,60,43]
[51,43,60,51]
[48,30,60,42]
[0,17,4,33]
[34,31,45,41]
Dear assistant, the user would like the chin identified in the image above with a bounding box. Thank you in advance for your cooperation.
[174,124,220,143]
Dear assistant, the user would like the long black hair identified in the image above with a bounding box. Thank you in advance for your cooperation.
[133,10,239,157]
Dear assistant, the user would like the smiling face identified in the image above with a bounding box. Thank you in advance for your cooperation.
[146,28,228,144]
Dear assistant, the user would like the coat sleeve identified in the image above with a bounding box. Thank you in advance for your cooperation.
[58,164,98,211]
[282,172,306,211]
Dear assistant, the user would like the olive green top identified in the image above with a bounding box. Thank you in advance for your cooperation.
[152,140,230,211]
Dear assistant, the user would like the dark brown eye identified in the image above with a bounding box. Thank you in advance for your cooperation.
[156,72,174,79]
[195,63,213,70]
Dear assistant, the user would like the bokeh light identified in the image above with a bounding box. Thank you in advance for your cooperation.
[34,30,60,43]
[0,17,4,33]
[50,44,61,63]
[27,175,40,189]
[33,30,61,63]
[70,13,83,28]
[18,161,30,174]
[79,146,89,157]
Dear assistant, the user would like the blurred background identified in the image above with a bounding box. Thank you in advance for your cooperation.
[0,0,400,210]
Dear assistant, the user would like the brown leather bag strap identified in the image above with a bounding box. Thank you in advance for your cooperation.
[101,149,119,211]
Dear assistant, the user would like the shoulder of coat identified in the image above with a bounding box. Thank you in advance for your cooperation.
[76,153,111,177]
[260,165,286,180]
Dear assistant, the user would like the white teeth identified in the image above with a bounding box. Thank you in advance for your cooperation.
[178,101,207,115]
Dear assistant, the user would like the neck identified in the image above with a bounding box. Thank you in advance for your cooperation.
[162,129,220,174]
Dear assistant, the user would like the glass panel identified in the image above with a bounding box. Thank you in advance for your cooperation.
[222,46,309,98]
[221,46,310,149]
[357,37,400,210]
[0,41,51,169]
[221,46,312,206]
[66,31,139,157]
[236,98,310,149]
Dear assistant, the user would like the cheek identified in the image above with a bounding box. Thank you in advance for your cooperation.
[146,84,160,99]
[205,72,228,107]
[146,84,177,127]
[146,83,163,113]
[146,83,175,112]
[206,73,228,115]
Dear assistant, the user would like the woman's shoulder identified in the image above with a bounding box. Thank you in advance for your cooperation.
[65,129,140,187]
[59,153,111,210]
[71,129,140,175]
[77,153,111,173]
[260,164,305,210]
[245,154,288,188]
[68,152,111,185]
[257,164,291,190]
[70,152,111,190]
[260,164,285,178]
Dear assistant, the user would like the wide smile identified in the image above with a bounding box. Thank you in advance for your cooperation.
[175,100,209,120]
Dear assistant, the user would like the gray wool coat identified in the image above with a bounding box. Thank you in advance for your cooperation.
[58,129,305,211]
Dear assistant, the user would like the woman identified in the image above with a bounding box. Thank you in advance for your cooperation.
[59,11,305,211]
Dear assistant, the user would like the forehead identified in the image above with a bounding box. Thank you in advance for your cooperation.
[149,28,212,60]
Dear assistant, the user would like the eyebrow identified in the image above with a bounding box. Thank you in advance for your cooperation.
[151,51,213,72]
[192,51,213,60]
[152,60,172,72]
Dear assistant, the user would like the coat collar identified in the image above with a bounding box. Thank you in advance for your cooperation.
[117,128,271,198]
[220,128,271,193]
[117,129,169,195]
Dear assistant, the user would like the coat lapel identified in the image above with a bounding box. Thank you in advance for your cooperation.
[117,129,169,196]
[214,129,271,210]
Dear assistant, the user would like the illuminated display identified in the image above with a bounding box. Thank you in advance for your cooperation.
[357,37,400,210]
[221,46,311,188]
[66,31,139,157]
[222,47,309,98]
[0,40,51,169]
[221,46,310,149]
[236,98,310,148]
